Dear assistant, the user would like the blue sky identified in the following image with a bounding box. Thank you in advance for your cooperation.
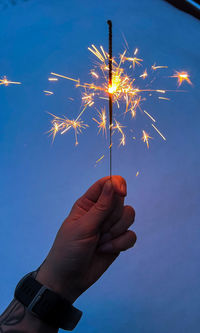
[0,1,200,332]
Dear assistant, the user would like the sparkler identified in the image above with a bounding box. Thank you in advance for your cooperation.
[46,21,192,172]
[107,20,113,177]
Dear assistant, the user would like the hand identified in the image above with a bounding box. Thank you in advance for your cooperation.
[36,176,136,303]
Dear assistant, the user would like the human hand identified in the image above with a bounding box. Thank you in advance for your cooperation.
[36,176,136,303]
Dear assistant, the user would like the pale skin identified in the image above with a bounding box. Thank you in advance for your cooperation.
[0,176,136,332]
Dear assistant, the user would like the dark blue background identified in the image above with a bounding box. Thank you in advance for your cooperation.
[0,1,200,332]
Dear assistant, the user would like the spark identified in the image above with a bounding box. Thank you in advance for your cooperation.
[51,72,80,83]
[49,114,88,145]
[152,64,168,70]
[151,124,166,141]
[93,108,107,136]
[44,90,54,95]
[47,41,191,158]
[88,44,106,62]
[158,97,170,101]
[136,171,139,177]
[140,69,148,79]
[144,110,156,122]
[0,76,21,86]
[48,77,58,81]
[82,92,95,107]
[90,71,99,79]
[96,155,105,163]
[142,130,152,148]
[156,90,166,94]
[171,71,192,87]
[122,55,143,68]
[113,120,126,146]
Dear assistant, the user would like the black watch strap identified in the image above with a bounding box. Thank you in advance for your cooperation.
[14,272,82,331]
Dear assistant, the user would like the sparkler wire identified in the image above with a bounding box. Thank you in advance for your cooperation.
[107,20,113,178]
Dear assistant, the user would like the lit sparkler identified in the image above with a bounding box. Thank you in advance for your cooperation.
[46,21,192,172]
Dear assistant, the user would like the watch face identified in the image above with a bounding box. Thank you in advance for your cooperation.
[164,0,200,19]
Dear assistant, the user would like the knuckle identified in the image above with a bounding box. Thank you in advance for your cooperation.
[95,200,108,213]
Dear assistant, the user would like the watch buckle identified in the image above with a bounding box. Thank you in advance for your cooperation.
[27,286,48,313]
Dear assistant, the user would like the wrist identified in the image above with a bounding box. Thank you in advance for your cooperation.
[0,299,58,333]
[14,270,83,331]
[35,266,80,304]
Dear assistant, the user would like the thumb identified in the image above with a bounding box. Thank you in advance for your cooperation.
[81,180,114,232]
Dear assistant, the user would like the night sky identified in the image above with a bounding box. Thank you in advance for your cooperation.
[0,1,200,332]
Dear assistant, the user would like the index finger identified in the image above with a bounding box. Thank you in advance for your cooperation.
[83,175,127,204]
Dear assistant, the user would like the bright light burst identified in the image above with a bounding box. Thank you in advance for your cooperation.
[171,71,192,87]
[46,43,192,152]
[93,108,107,136]
[142,130,152,149]
[48,113,88,146]
[0,76,21,86]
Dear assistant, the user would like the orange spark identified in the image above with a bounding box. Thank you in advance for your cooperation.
[49,114,88,146]
[122,56,143,68]
[47,42,191,157]
[140,69,148,79]
[171,71,192,87]
[142,130,152,148]
[93,108,107,136]
[113,121,126,146]
[0,76,21,86]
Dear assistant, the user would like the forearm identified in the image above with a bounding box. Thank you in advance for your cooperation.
[0,298,58,333]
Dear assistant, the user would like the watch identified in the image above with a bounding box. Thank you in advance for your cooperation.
[14,271,82,331]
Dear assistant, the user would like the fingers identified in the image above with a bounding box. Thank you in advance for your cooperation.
[69,175,127,219]
[100,194,125,234]
[80,180,115,233]
[81,175,127,204]
[99,205,135,244]
[97,230,137,254]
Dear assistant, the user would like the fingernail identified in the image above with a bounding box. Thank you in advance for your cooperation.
[98,242,113,253]
[103,180,113,194]
[120,183,127,196]
[99,232,112,245]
